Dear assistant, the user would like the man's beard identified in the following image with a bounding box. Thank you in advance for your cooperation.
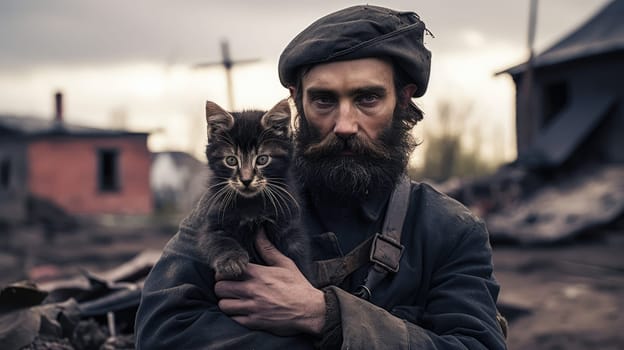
[294,107,417,201]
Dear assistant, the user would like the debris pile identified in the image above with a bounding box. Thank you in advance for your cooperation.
[444,164,624,244]
[0,251,160,350]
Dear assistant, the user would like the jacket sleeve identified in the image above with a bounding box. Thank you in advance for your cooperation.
[329,221,506,350]
[134,229,315,350]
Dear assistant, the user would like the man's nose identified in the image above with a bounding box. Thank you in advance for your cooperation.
[333,104,358,138]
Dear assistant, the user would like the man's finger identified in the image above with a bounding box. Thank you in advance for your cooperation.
[214,280,252,299]
[218,298,254,316]
[230,315,253,328]
[255,229,289,267]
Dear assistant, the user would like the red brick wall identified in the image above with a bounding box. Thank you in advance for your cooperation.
[27,135,153,215]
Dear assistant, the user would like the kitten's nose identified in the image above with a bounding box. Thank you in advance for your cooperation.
[241,179,252,187]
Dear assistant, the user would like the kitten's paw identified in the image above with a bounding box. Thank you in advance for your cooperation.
[213,253,249,280]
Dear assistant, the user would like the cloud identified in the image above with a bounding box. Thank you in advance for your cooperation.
[0,0,311,69]
[459,29,487,48]
[0,0,613,160]
[0,0,611,69]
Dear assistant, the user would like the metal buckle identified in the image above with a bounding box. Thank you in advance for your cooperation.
[370,232,404,273]
[353,285,372,300]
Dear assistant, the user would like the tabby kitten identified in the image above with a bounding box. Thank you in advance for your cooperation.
[200,99,309,280]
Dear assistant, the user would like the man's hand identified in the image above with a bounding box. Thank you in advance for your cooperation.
[214,230,326,336]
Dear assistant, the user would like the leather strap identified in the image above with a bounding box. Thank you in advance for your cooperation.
[354,175,411,300]
[314,234,375,288]
[312,175,412,294]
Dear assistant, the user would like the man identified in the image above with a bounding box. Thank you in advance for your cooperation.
[136,5,507,349]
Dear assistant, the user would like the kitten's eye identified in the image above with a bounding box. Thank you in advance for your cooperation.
[225,156,238,167]
[255,155,270,166]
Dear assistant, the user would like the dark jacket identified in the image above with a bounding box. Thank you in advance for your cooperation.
[135,181,507,349]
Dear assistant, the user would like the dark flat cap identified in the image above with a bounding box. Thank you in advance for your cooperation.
[278,5,431,97]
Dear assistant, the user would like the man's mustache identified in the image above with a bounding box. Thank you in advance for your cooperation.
[303,132,391,159]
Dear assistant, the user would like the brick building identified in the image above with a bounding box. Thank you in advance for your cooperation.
[0,93,152,222]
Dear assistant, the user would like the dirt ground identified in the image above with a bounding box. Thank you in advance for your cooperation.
[1,218,623,349]
[493,230,624,349]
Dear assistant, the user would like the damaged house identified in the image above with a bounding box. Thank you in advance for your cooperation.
[0,93,152,223]
[461,0,624,243]
[150,151,206,214]
[504,0,624,169]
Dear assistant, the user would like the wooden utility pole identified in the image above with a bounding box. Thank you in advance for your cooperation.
[519,0,539,156]
[193,39,261,111]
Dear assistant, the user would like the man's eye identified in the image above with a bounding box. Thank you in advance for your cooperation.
[312,96,336,109]
[358,94,379,106]
[225,156,238,166]
[256,155,270,166]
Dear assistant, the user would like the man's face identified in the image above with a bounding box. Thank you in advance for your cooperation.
[292,58,417,200]
[300,58,397,143]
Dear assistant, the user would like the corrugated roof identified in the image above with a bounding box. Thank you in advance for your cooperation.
[499,0,624,76]
[519,93,616,167]
[0,115,148,137]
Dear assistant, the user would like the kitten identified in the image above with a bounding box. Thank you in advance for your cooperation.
[199,99,309,280]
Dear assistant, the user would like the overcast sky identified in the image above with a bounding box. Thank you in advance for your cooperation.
[0,0,612,163]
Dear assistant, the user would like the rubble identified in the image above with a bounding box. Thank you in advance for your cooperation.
[486,164,624,244]
[0,252,161,350]
[443,164,624,244]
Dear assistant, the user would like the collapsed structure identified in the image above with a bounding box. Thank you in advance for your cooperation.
[455,0,624,243]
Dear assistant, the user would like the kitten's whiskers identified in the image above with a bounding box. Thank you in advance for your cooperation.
[265,185,295,219]
[266,179,301,213]
[261,187,282,219]
[207,180,237,223]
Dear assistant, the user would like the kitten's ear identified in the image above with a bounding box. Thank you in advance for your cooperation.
[261,99,292,137]
[205,101,234,137]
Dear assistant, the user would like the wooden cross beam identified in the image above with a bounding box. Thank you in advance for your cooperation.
[193,39,261,111]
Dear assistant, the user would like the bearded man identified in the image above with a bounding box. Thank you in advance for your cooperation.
[136,5,507,349]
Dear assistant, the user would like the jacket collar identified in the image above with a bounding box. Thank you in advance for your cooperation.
[307,185,392,224]
[361,186,392,222]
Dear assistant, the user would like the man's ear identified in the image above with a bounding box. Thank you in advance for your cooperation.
[261,99,291,137]
[400,84,418,107]
[205,101,234,138]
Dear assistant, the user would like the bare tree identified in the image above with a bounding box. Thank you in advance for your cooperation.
[417,98,498,182]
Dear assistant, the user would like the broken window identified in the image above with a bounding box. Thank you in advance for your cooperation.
[98,149,120,192]
[0,158,10,190]
[542,81,569,127]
